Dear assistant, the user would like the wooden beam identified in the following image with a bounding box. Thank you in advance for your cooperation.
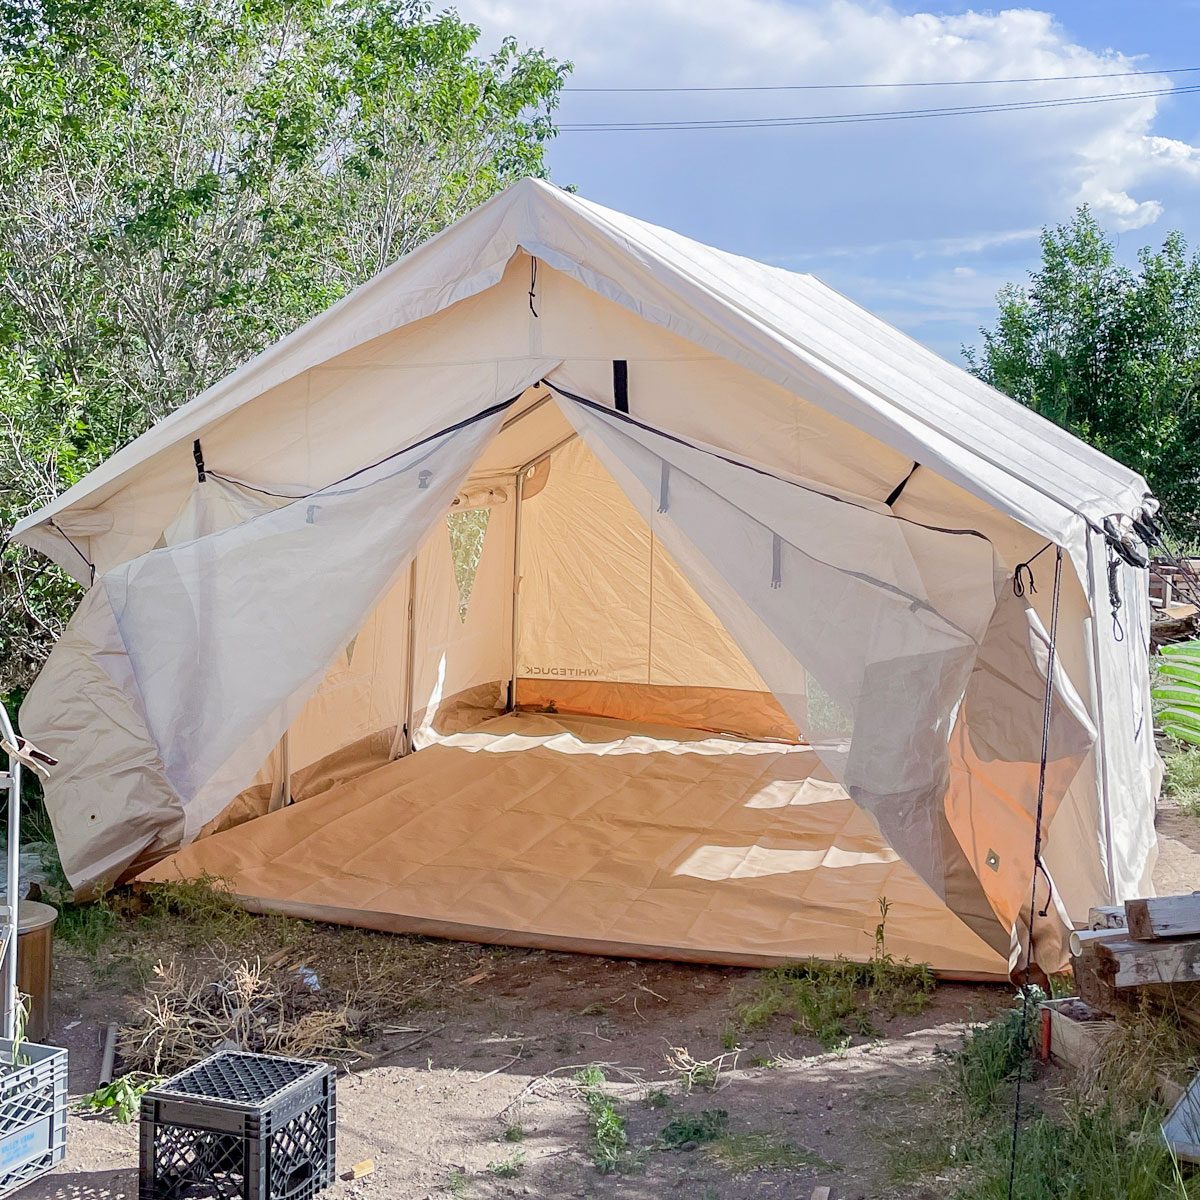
[1125,895,1200,941]
[1087,905,1126,931]
[1090,935,1200,989]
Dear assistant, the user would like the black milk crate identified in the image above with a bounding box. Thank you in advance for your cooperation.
[0,1039,68,1197]
[139,1051,335,1200]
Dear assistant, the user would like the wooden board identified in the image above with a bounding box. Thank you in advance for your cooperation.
[1087,905,1126,931]
[1089,935,1200,989]
[1125,895,1200,941]
[1072,955,1119,1013]
[1041,999,1114,1068]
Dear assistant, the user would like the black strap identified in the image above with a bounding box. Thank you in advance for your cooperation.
[192,439,206,483]
[884,462,918,507]
[613,360,629,413]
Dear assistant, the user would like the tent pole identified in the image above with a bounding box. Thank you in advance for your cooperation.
[401,556,419,754]
[0,701,20,1043]
[508,468,525,712]
[505,431,576,712]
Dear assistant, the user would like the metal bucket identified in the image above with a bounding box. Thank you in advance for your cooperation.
[16,902,57,1043]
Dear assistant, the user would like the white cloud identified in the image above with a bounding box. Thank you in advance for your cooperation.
[454,1,1200,354]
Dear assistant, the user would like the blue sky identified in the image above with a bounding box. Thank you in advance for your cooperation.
[456,1,1200,362]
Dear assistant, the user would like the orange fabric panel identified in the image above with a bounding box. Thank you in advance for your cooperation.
[516,679,802,743]
[141,711,1008,975]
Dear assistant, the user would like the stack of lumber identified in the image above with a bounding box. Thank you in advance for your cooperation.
[1071,893,1200,1036]
[1149,557,1200,646]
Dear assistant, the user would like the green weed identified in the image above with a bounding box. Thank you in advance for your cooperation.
[486,1151,524,1178]
[950,1001,1036,1117]
[659,1108,729,1149]
[956,1102,1199,1199]
[139,875,256,943]
[736,898,933,1050]
[889,1000,1200,1198]
[1163,745,1200,816]
[79,1073,157,1123]
[55,900,119,955]
[502,1122,525,1142]
[573,1066,641,1174]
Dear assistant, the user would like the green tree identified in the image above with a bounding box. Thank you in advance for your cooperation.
[0,0,567,691]
[966,207,1200,538]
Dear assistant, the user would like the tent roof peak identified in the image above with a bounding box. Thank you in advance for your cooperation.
[11,175,1150,581]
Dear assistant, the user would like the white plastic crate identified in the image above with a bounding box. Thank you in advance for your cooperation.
[0,1038,67,1196]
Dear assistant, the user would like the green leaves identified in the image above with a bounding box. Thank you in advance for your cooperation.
[967,208,1200,537]
[0,0,569,691]
[80,1073,158,1123]
[1152,641,1200,747]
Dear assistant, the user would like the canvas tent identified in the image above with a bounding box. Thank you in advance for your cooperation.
[11,178,1160,977]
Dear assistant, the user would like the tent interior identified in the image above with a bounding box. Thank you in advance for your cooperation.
[141,413,1020,977]
[17,197,1158,980]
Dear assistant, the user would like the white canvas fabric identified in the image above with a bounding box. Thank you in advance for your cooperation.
[21,399,519,885]
[10,179,1159,970]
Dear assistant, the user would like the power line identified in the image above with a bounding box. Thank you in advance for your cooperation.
[559,82,1200,132]
[566,63,1200,94]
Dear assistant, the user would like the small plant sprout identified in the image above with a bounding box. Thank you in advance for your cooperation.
[80,1073,158,1123]
[486,1150,524,1178]
[573,1066,642,1174]
[658,1108,729,1150]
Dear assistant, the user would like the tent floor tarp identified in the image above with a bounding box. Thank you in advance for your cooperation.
[139,712,1008,977]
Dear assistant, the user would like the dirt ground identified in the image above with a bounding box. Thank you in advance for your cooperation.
[15,796,1199,1200]
[28,950,1009,1200]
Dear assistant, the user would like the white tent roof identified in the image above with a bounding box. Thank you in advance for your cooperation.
[11,177,1150,582]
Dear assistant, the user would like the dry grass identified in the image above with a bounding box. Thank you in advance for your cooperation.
[663,1044,741,1092]
[120,953,362,1074]
[1075,1000,1200,1118]
[58,877,500,1074]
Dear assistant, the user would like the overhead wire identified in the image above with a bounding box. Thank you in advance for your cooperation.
[566,63,1200,93]
[559,82,1200,132]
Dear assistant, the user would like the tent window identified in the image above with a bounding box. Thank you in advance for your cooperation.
[447,509,490,621]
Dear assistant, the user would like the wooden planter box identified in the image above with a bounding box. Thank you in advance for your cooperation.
[1039,998,1114,1069]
